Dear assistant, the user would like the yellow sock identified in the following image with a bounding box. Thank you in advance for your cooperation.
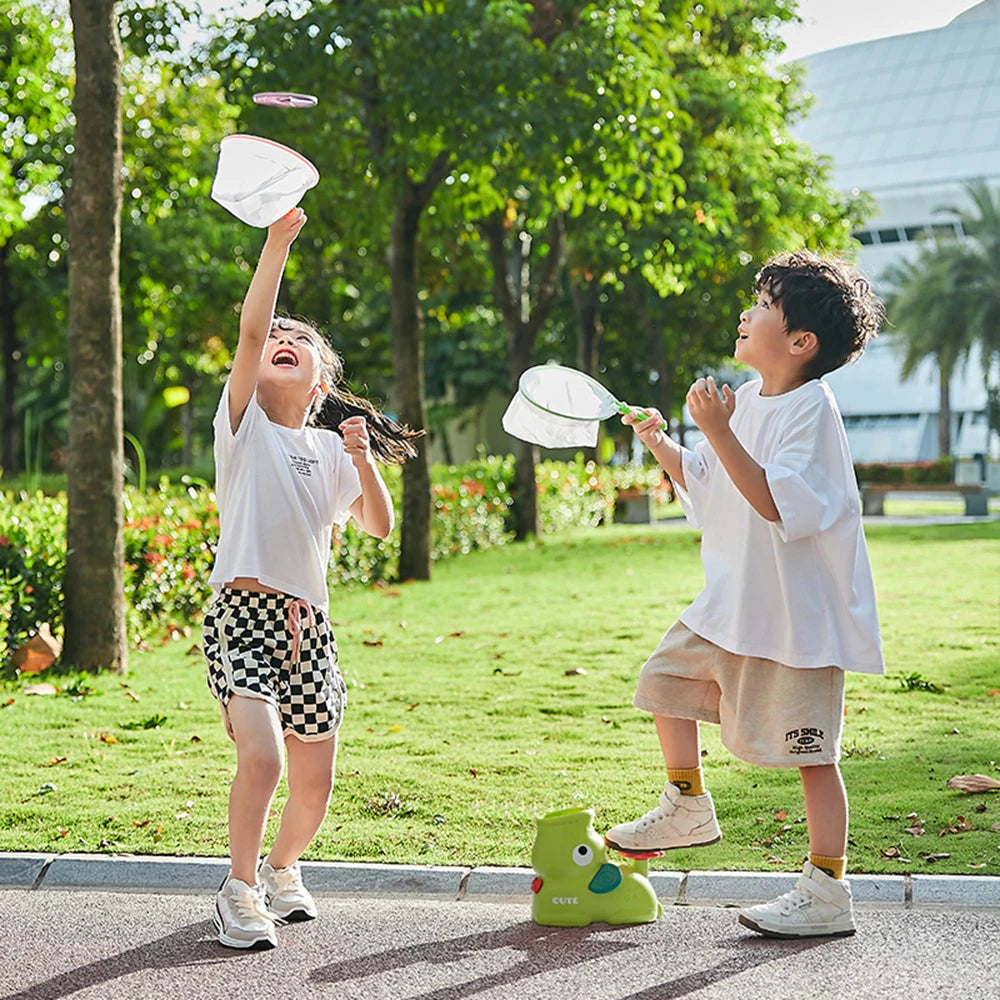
[667,767,705,796]
[810,853,847,879]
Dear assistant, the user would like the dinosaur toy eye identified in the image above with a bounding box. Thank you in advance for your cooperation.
[571,844,594,867]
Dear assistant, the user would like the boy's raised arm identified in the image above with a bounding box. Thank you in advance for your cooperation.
[622,408,687,491]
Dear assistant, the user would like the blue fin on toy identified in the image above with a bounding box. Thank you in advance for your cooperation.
[531,807,663,927]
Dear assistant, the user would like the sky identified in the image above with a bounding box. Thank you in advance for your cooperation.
[779,0,983,62]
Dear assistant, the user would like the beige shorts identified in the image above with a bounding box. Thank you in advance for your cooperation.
[633,621,844,768]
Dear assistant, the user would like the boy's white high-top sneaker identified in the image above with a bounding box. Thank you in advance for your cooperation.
[259,859,318,923]
[214,877,277,950]
[738,862,856,938]
[604,782,722,857]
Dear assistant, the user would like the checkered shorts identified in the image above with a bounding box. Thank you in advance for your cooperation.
[203,589,347,742]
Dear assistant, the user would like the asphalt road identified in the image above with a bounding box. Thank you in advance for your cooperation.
[2,889,998,1000]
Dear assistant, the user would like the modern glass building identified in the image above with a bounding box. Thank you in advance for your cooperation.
[793,0,1000,461]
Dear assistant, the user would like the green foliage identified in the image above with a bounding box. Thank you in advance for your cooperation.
[895,671,947,695]
[0,493,67,662]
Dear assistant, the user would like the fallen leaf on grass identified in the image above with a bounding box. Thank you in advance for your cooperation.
[774,810,788,822]
[406,703,419,711]
[56,828,69,838]
[362,639,384,647]
[880,846,911,862]
[918,852,950,862]
[969,863,987,868]
[565,667,587,676]
[387,724,403,733]
[939,816,973,836]
[99,733,118,744]
[133,819,151,828]
[946,774,1000,793]
[992,823,1000,833]
[988,689,998,697]
[469,769,478,778]
[2,698,14,708]
[45,756,68,767]
[125,690,140,702]
[766,856,785,865]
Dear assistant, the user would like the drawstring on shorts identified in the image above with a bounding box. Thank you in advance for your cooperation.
[286,598,316,664]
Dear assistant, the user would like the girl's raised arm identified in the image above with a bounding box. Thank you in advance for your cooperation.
[227,208,307,433]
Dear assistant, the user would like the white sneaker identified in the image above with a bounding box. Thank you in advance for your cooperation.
[604,782,722,856]
[214,877,277,950]
[739,862,856,938]
[259,858,317,923]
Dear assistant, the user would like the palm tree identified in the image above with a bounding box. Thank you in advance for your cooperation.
[882,180,1000,457]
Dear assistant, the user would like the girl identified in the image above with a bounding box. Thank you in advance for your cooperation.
[205,207,421,950]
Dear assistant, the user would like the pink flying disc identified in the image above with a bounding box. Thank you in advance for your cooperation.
[252,92,318,108]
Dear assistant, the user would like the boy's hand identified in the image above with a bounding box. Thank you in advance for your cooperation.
[266,207,307,248]
[686,376,736,438]
[340,415,374,468]
[622,407,667,450]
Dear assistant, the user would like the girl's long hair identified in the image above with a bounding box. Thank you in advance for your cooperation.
[271,316,424,464]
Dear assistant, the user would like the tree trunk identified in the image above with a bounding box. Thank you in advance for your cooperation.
[390,184,432,581]
[938,364,951,459]
[64,0,126,672]
[0,241,20,477]
[481,213,567,540]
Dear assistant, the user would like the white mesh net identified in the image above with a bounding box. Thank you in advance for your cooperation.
[210,135,320,228]
[501,365,622,448]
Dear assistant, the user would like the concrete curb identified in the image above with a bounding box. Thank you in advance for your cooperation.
[2,852,998,908]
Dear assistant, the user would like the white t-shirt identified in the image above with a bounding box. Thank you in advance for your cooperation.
[208,382,362,611]
[674,378,883,674]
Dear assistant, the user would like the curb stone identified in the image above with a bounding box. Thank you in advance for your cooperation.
[1,853,997,908]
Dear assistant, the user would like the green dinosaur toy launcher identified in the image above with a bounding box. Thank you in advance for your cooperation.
[531,806,663,927]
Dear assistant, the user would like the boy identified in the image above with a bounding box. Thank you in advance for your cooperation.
[607,250,885,938]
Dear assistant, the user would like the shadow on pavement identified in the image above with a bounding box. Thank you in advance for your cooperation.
[618,933,830,1000]
[309,920,830,1000]
[6,920,241,1000]
[310,920,634,998]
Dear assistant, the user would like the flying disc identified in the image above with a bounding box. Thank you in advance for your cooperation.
[252,92,318,108]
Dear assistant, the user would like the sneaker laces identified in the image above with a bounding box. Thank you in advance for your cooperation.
[776,887,812,915]
[267,864,303,894]
[231,883,271,922]
[634,804,667,831]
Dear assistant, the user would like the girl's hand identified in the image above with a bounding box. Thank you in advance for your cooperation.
[266,207,307,248]
[622,407,667,450]
[686,376,736,438]
[340,415,374,467]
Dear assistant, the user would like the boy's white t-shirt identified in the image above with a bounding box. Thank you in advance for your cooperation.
[674,378,883,675]
[208,382,363,612]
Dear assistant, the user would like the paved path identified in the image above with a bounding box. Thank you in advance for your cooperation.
[2,853,999,1000]
[2,888,999,1000]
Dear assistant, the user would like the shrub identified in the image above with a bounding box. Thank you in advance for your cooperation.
[854,459,952,485]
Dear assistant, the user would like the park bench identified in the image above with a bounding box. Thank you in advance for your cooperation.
[859,482,990,516]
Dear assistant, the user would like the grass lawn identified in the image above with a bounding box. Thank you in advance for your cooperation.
[1,518,998,879]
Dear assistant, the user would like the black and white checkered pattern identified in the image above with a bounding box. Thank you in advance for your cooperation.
[203,590,346,741]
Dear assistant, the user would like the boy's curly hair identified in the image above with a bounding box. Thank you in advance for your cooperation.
[754,250,885,378]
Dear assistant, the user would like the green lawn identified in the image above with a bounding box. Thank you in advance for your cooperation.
[2,519,998,878]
